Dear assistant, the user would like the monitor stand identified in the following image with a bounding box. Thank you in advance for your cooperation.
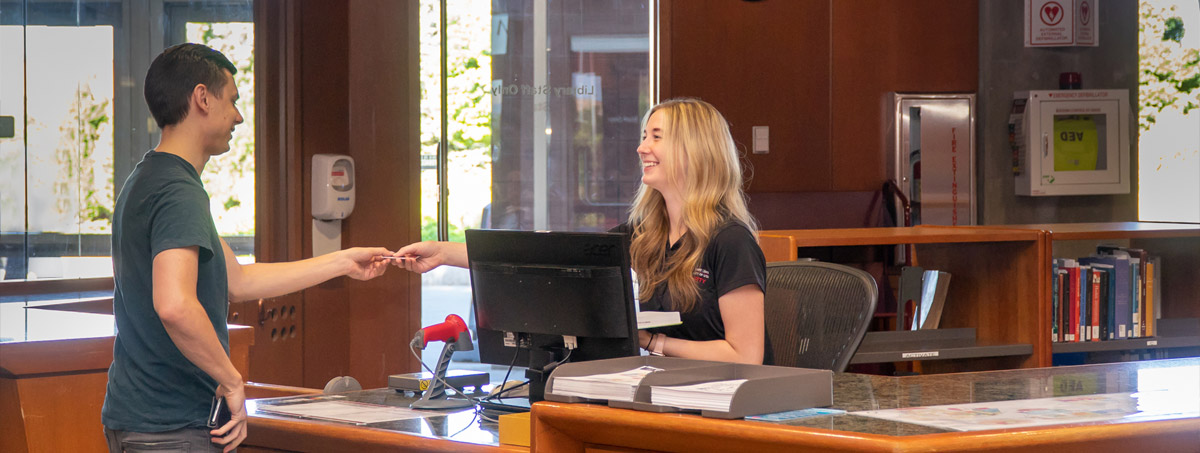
[524,346,571,403]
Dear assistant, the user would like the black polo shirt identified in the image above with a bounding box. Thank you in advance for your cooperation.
[612,221,766,342]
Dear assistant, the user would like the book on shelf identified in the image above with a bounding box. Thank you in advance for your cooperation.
[1145,258,1157,336]
[1093,264,1111,341]
[1067,260,1080,343]
[1147,256,1156,335]
[550,365,662,402]
[1099,248,1141,338]
[1089,266,1101,342]
[1057,269,1068,342]
[1079,255,1131,339]
[1084,265,1096,342]
[1051,260,1060,342]
[1055,260,1074,343]
[1052,246,1165,344]
[1099,246,1149,338]
[650,379,748,413]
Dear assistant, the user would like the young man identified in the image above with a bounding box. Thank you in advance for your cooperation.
[103,43,390,453]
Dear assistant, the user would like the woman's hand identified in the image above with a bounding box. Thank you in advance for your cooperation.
[391,241,469,272]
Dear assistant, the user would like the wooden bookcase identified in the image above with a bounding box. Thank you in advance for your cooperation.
[759,226,1048,373]
[1002,222,1200,360]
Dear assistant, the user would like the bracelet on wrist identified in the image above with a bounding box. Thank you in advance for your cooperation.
[650,333,666,356]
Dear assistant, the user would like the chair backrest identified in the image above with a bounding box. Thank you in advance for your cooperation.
[763,260,877,372]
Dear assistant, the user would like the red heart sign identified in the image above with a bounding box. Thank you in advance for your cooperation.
[1041,2,1065,26]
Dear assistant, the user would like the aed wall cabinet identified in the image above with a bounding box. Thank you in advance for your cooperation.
[1011,90,1131,196]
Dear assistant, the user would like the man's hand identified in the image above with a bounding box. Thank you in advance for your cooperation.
[210,382,247,453]
[339,247,392,280]
[391,241,455,273]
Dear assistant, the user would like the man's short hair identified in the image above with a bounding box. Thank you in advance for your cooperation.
[144,43,238,129]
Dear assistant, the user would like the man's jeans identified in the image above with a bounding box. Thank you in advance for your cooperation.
[104,426,230,453]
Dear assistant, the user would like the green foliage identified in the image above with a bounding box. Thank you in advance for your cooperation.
[1139,3,1200,131]
[419,0,495,236]
[1164,17,1185,42]
[421,216,466,243]
[190,22,256,236]
[53,84,114,232]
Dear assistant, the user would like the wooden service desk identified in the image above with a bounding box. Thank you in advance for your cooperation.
[0,307,254,453]
[532,358,1200,452]
[244,389,527,452]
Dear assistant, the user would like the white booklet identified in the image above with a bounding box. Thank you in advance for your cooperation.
[651,379,748,412]
[551,365,663,402]
[637,311,682,329]
[256,401,427,425]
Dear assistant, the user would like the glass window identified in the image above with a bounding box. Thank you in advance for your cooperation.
[418,0,652,372]
[0,0,254,284]
[1139,1,1200,222]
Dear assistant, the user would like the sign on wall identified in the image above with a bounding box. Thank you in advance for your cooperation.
[1025,0,1099,47]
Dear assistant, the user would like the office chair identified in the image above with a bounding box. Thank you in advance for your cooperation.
[763,260,878,372]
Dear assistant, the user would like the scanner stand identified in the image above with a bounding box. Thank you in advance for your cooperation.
[411,334,475,410]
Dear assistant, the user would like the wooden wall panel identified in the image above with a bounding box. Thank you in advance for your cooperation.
[251,0,307,386]
[664,0,832,193]
[830,0,979,192]
[256,0,421,390]
[663,0,978,194]
[345,0,422,389]
[296,0,355,389]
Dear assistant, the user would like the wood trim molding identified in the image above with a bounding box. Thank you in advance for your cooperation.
[254,0,304,265]
[656,0,671,100]
[0,277,114,297]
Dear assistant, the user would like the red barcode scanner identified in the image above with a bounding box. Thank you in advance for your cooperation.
[410,314,469,349]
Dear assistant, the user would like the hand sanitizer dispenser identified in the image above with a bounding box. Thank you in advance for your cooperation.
[312,154,355,256]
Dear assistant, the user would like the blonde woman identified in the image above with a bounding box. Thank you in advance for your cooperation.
[394,98,766,364]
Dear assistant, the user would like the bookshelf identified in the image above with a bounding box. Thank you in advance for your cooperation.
[759,226,1047,373]
[1005,222,1200,360]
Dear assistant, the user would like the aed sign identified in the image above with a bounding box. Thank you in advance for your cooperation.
[1025,0,1098,47]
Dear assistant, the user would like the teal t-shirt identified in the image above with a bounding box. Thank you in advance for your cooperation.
[102,150,229,432]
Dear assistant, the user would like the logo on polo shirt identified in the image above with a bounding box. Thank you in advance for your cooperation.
[693,267,711,285]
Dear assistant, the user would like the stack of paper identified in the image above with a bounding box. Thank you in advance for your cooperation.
[650,379,748,412]
[637,311,682,329]
[550,366,662,402]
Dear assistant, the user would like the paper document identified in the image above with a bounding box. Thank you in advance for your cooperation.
[551,365,663,402]
[745,407,845,421]
[851,391,1199,431]
[256,401,428,425]
[651,379,748,412]
[637,311,682,329]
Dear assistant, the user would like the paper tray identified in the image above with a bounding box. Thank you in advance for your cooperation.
[545,356,833,419]
[544,356,717,406]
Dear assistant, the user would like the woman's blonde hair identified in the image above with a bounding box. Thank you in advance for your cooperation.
[628,98,757,313]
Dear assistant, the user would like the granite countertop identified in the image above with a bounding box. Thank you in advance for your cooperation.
[770,358,1200,435]
[248,388,502,447]
[248,358,1200,442]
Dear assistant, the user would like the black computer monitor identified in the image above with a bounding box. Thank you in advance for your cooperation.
[466,229,639,402]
